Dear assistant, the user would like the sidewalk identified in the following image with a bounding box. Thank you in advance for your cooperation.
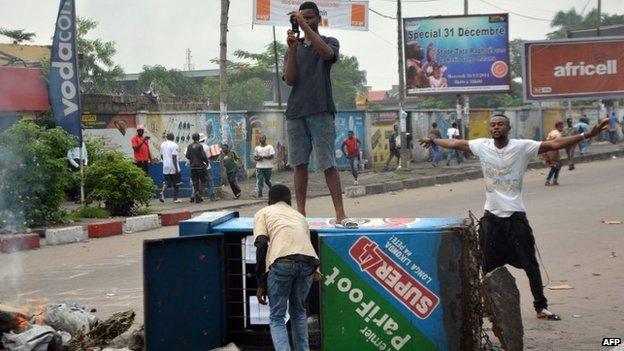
[63,141,624,225]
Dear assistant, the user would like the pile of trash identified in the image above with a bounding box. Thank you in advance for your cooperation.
[0,303,143,351]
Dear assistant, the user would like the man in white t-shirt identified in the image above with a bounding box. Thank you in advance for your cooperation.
[159,133,181,203]
[419,114,608,321]
[253,135,275,198]
[445,122,462,166]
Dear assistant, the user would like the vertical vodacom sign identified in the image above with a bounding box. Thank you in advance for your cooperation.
[523,37,624,100]
[49,0,82,143]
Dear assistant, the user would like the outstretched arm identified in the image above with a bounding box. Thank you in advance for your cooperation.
[418,137,470,152]
[538,118,608,154]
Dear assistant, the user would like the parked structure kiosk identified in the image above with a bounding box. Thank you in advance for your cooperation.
[144,211,481,351]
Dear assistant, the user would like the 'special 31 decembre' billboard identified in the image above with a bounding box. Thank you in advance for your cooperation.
[403,14,510,97]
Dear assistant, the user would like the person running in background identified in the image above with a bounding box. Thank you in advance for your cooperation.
[254,135,275,198]
[221,143,242,199]
[341,130,361,185]
[445,122,462,166]
[544,121,564,186]
[428,122,442,167]
[562,118,578,170]
[384,124,401,171]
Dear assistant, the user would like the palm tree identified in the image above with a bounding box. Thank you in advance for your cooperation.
[0,28,36,44]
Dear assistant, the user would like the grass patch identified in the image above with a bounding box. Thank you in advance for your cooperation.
[136,206,155,216]
[68,206,110,221]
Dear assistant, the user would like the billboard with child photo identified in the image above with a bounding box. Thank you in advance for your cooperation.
[403,14,510,96]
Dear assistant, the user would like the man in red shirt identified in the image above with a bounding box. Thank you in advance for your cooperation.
[341,130,361,185]
[131,124,151,174]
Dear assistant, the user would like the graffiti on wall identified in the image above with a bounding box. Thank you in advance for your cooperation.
[248,111,286,170]
[82,113,138,157]
[205,112,248,171]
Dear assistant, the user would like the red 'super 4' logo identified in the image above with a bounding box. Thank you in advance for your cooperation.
[348,236,439,319]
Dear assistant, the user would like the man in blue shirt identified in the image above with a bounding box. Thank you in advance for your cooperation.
[608,112,620,144]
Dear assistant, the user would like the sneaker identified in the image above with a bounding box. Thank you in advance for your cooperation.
[195,196,204,203]
[190,197,195,203]
[545,181,551,186]
[536,308,561,320]
[234,193,241,199]
[173,199,182,203]
[552,181,559,186]
[353,180,358,186]
[569,164,575,170]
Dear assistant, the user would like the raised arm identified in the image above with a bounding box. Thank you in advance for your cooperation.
[418,137,470,152]
[283,30,298,86]
[538,118,608,154]
[295,12,335,61]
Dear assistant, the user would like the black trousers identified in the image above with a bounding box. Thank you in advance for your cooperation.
[191,168,207,199]
[479,211,548,311]
[227,172,241,197]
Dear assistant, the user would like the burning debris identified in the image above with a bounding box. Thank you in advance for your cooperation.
[0,303,142,351]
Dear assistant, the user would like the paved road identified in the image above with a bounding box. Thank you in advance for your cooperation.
[2,158,623,350]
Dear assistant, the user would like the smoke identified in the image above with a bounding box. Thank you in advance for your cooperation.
[0,144,26,306]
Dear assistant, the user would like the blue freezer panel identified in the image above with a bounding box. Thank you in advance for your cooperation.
[144,234,224,350]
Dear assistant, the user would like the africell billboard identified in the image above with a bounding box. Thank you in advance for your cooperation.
[403,14,510,96]
[523,37,624,100]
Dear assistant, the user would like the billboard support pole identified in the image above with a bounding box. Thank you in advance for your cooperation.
[272,26,283,108]
[461,1,470,141]
[397,0,410,170]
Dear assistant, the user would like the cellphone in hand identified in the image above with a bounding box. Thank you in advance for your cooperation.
[290,16,299,34]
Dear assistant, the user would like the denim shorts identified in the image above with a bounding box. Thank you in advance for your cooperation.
[286,113,336,171]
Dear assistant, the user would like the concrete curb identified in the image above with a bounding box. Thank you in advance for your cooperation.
[88,220,124,239]
[124,214,161,234]
[0,234,40,253]
[160,211,192,226]
[45,226,86,246]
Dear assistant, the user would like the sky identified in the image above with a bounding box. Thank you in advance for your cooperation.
[1,0,622,91]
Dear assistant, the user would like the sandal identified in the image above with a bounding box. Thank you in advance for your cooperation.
[537,309,561,320]
[335,218,359,229]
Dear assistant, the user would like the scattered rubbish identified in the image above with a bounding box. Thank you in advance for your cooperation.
[548,284,574,290]
[434,184,441,187]
[591,273,601,276]
[610,252,617,258]
[573,264,581,267]
[0,302,137,351]
[90,308,97,313]
[602,220,622,224]
[44,303,98,334]
[611,155,617,159]
[106,293,116,297]
[572,314,582,318]
[1,324,59,351]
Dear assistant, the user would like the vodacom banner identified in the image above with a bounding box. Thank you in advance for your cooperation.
[523,37,624,100]
[253,0,369,31]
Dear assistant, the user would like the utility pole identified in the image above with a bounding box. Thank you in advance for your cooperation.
[460,0,470,141]
[219,0,230,144]
[397,0,409,170]
[597,0,601,36]
[272,26,283,108]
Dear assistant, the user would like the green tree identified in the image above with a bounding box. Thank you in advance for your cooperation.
[76,17,124,94]
[548,8,624,39]
[0,28,36,44]
[137,65,202,98]
[207,41,367,110]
